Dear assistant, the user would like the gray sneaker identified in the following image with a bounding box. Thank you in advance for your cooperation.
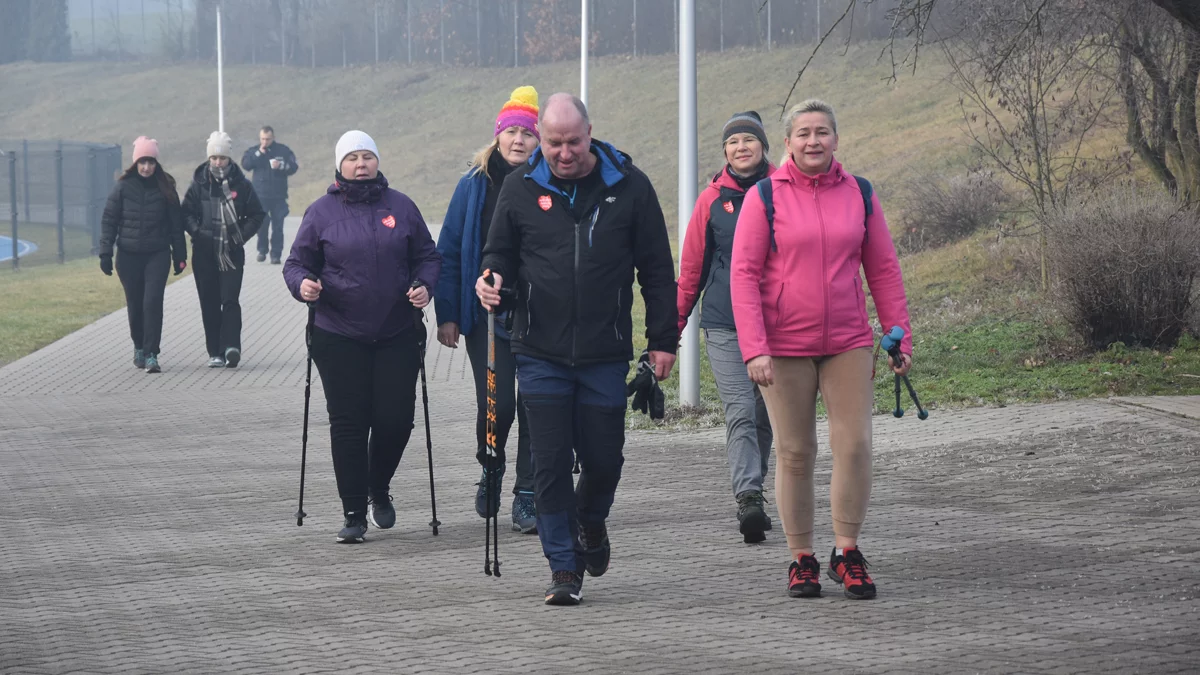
[144,353,161,373]
[208,356,226,368]
[511,492,537,534]
[133,348,145,369]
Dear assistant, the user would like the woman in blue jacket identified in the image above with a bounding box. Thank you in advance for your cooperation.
[284,130,441,543]
[434,86,539,534]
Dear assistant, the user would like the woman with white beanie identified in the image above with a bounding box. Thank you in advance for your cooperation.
[284,130,442,543]
[182,131,266,368]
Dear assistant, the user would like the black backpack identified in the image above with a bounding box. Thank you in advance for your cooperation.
[756,175,873,251]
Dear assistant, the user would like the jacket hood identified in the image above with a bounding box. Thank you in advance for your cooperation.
[192,160,248,186]
[524,139,631,193]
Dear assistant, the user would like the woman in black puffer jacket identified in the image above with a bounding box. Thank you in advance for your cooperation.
[99,136,188,374]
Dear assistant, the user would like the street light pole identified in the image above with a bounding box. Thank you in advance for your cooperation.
[678,0,699,407]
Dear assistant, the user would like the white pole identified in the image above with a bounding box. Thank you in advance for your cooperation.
[580,0,589,107]
[678,0,699,407]
[216,3,225,133]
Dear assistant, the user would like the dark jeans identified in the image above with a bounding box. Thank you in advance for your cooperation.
[516,355,629,573]
[463,306,533,494]
[192,241,245,358]
[115,248,170,355]
[311,325,421,516]
[255,199,289,259]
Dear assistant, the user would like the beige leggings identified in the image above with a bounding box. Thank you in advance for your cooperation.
[759,348,874,556]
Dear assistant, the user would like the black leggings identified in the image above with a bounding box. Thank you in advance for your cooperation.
[311,326,421,516]
[116,249,170,354]
[463,308,534,494]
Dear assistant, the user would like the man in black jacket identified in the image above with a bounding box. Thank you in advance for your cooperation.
[241,126,298,264]
[477,93,678,606]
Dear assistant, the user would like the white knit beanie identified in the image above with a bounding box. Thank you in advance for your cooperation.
[335,130,380,172]
[206,131,233,158]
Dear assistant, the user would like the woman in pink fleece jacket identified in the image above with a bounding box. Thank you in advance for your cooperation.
[729,99,913,601]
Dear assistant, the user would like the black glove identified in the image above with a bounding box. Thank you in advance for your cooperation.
[626,351,665,420]
[99,254,113,276]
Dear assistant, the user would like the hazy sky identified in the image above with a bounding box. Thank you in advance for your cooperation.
[68,0,192,20]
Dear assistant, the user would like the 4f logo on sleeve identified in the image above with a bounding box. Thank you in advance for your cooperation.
[723,201,735,214]
[381,215,396,229]
[538,195,553,211]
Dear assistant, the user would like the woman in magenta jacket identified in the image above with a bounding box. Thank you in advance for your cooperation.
[730,99,913,600]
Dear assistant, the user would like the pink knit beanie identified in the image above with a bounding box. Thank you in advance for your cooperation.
[132,136,159,163]
[494,86,540,140]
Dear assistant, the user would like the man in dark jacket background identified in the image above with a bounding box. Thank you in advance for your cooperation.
[477,93,678,606]
[241,125,298,264]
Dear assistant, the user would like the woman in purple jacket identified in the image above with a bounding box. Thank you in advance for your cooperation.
[284,131,442,544]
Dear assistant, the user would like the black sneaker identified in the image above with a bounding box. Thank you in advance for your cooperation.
[544,570,583,606]
[788,554,822,598]
[474,465,505,518]
[736,490,770,543]
[511,491,537,534]
[578,521,610,577]
[336,513,367,543]
[828,546,877,599]
[368,493,395,529]
[224,347,241,368]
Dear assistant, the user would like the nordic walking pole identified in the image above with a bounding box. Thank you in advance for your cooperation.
[483,270,502,577]
[296,273,318,526]
[881,325,929,420]
[411,280,441,536]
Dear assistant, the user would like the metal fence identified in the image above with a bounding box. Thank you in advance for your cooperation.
[0,139,124,269]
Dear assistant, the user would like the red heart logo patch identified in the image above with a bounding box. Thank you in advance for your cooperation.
[382,215,396,229]
[231,191,238,199]
[723,201,735,214]
[538,195,553,211]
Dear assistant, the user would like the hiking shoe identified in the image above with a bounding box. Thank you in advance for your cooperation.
[133,348,146,369]
[144,353,161,373]
[511,492,537,534]
[368,493,395,529]
[828,546,877,599]
[578,521,611,577]
[544,570,583,606]
[737,490,770,543]
[336,513,368,543]
[256,252,266,263]
[208,356,225,368]
[474,465,505,518]
[224,347,241,368]
[788,554,822,598]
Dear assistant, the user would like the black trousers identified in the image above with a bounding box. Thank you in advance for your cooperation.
[115,249,170,355]
[255,199,289,259]
[191,241,244,357]
[463,307,534,494]
[311,325,421,516]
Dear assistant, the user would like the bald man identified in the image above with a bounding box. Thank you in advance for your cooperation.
[477,93,678,605]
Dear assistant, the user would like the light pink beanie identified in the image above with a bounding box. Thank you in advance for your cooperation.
[132,136,159,162]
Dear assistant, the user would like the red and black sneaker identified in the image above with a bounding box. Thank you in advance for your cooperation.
[828,546,877,599]
[788,554,822,598]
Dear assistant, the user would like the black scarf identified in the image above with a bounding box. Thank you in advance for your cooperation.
[727,160,771,191]
[335,171,388,203]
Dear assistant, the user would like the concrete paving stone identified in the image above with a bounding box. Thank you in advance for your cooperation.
[1,218,1197,673]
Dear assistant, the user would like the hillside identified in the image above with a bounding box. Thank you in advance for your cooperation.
[0,44,965,226]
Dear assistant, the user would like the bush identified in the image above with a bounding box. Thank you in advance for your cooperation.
[897,169,1009,253]
[1045,187,1200,350]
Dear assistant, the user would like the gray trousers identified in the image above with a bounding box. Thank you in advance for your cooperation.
[705,328,773,496]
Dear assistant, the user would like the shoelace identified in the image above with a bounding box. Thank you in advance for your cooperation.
[792,558,820,583]
[841,550,872,582]
[552,570,579,585]
[579,524,605,549]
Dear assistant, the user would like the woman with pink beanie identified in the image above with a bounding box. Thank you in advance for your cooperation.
[730,99,913,600]
[433,86,540,533]
[99,136,188,373]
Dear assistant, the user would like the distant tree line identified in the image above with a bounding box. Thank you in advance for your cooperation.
[0,0,70,64]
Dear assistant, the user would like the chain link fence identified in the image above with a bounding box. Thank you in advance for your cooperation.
[0,139,123,269]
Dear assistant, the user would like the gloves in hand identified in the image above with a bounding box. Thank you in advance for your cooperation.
[626,351,665,420]
[99,255,113,276]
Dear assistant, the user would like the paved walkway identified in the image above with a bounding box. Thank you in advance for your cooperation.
[1,219,1197,674]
